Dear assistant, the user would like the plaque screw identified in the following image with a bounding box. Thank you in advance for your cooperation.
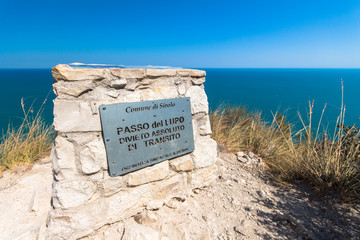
[103,107,106,110]
[106,138,110,142]
[153,114,157,117]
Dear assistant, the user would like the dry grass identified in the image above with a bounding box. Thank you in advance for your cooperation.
[0,98,54,172]
[210,88,360,201]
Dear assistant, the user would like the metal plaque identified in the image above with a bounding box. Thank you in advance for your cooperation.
[99,97,194,177]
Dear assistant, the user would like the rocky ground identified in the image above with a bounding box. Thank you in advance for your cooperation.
[1,149,359,240]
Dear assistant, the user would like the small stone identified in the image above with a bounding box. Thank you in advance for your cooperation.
[202,215,208,221]
[237,156,248,163]
[191,77,205,85]
[193,188,200,194]
[122,223,159,240]
[236,152,245,158]
[146,200,163,210]
[248,152,255,158]
[257,190,266,198]
[107,90,119,98]
[111,79,127,88]
[125,81,138,91]
[165,197,183,209]
[134,211,159,224]
[234,225,246,236]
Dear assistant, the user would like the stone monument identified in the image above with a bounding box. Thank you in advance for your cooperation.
[47,64,217,239]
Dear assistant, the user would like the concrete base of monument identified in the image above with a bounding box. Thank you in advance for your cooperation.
[1,150,359,240]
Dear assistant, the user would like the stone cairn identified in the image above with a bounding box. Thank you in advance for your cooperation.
[47,64,218,239]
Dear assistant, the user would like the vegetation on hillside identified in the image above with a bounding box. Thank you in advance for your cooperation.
[0,98,54,173]
[210,98,360,202]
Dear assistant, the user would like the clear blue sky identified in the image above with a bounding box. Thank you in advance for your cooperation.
[1,0,359,68]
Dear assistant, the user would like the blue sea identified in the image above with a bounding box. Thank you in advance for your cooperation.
[0,68,359,133]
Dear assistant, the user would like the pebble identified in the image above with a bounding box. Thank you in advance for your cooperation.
[236,152,245,158]
[146,200,163,211]
[237,156,248,163]
[234,225,246,236]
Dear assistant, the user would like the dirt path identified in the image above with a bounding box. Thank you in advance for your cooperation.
[1,152,359,240]
[0,158,52,240]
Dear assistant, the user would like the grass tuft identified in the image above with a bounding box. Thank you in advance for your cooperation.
[0,98,54,172]
[210,86,360,202]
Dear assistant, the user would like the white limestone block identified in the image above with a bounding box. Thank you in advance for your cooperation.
[52,180,97,209]
[53,100,101,132]
[192,136,217,169]
[111,68,146,79]
[125,161,169,187]
[122,223,159,240]
[52,64,105,81]
[51,136,77,180]
[191,77,206,85]
[147,69,177,77]
[186,86,209,114]
[190,164,218,189]
[169,155,194,172]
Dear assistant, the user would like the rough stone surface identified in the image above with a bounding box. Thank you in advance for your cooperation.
[191,77,205,85]
[186,86,209,114]
[80,138,107,174]
[53,100,102,132]
[146,200,164,210]
[3,152,359,240]
[48,65,217,239]
[111,68,146,79]
[147,69,177,77]
[122,222,160,240]
[52,64,105,81]
[192,136,217,169]
[52,179,97,209]
[125,161,169,187]
[190,164,217,189]
[52,136,77,180]
[169,155,194,172]
[101,179,123,197]
[0,159,52,240]
[176,69,206,77]
[193,113,212,136]
[53,82,94,97]
[110,79,127,88]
